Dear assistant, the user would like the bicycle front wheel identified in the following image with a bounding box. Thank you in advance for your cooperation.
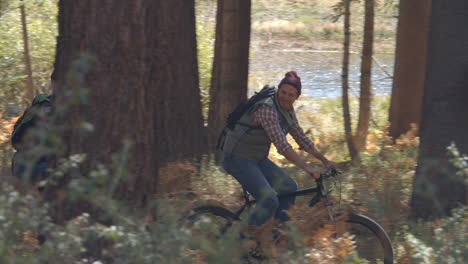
[343,212,393,264]
[185,205,238,240]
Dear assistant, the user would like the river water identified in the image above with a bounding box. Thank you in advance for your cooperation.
[249,49,395,98]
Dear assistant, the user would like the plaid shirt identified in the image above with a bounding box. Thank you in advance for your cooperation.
[253,105,315,155]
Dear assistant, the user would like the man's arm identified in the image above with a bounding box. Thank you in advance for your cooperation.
[254,105,321,178]
[308,144,334,168]
[289,119,334,168]
[282,147,321,178]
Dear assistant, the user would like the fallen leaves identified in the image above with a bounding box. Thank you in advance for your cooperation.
[0,115,19,144]
[235,201,356,263]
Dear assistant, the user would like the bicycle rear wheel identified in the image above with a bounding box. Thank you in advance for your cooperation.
[185,205,238,240]
[342,212,393,264]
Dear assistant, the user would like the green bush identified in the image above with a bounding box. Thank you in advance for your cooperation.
[0,0,58,107]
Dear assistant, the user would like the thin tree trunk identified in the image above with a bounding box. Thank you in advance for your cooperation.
[388,0,431,139]
[355,0,374,150]
[207,0,251,151]
[341,0,358,161]
[20,3,34,102]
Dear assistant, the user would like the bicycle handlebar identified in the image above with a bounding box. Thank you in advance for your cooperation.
[315,167,340,197]
[320,167,339,179]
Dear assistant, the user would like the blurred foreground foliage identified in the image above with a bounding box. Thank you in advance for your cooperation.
[0,1,464,263]
[0,94,466,263]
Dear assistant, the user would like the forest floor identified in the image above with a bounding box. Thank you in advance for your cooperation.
[0,1,465,263]
[1,96,466,263]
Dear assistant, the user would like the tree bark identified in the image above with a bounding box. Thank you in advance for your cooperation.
[341,0,358,161]
[207,0,251,149]
[153,0,206,164]
[355,0,374,151]
[20,3,34,102]
[389,0,431,139]
[411,0,468,219]
[53,0,204,207]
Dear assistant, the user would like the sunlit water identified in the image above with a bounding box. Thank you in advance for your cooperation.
[249,50,395,98]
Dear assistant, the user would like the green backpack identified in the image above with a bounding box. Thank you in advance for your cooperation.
[11,94,53,150]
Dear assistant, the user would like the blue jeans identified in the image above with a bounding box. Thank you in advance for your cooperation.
[12,152,49,183]
[222,153,298,226]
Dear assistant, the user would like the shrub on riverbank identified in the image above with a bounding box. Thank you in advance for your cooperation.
[252,0,398,44]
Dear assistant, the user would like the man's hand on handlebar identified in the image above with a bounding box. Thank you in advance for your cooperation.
[303,164,321,179]
[322,159,337,169]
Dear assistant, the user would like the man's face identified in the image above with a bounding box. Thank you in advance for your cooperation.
[277,84,299,110]
[37,103,52,122]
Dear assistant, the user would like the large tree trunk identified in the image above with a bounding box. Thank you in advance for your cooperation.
[411,0,468,219]
[207,0,251,149]
[341,0,358,161]
[153,1,206,164]
[20,3,34,102]
[388,0,431,139]
[355,0,374,151]
[53,0,204,207]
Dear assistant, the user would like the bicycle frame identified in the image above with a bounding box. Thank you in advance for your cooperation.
[231,172,334,221]
[188,167,393,264]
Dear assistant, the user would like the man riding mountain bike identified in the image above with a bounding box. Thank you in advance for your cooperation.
[222,71,335,231]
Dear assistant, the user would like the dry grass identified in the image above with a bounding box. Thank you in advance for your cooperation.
[0,113,18,177]
[0,114,18,145]
[253,20,308,34]
[252,0,397,54]
[157,161,196,196]
[239,200,355,262]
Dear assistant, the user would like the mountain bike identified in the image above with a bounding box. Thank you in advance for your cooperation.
[186,167,393,264]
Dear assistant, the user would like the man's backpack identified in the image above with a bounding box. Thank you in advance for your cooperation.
[216,85,276,150]
[11,94,53,150]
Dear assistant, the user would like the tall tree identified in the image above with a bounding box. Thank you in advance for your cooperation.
[207,0,251,149]
[388,0,431,139]
[354,0,374,150]
[53,0,204,206]
[411,0,468,219]
[152,0,206,164]
[340,0,358,161]
[20,1,34,102]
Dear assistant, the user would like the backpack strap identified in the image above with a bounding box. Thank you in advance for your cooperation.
[236,122,262,130]
[272,97,291,135]
[216,127,228,150]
